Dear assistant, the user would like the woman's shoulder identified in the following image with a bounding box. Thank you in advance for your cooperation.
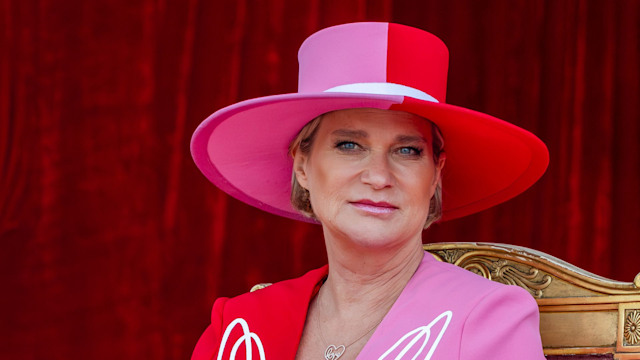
[213,264,327,316]
[423,253,513,286]
[358,253,544,359]
[192,265,328,360]
[415,253,537,308]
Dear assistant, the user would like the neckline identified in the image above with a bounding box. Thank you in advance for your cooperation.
[299,252,433,359]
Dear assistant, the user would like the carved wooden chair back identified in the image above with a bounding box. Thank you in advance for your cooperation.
[424,242,640,360]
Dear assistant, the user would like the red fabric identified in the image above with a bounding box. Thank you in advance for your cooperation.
[192,266,325,360]
[2,1,640,359]
[192,256,544,360]
[390,97,549,220]
[387,23,449,102]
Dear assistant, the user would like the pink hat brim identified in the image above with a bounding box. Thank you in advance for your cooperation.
[191,92,549,223]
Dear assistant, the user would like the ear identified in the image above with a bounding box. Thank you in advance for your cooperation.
[431,152,446,189]
[292,149,310,190]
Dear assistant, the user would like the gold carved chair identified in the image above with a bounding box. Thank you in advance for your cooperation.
[424,242,640,359]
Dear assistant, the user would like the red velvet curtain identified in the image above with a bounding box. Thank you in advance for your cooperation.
[2,1,639,359]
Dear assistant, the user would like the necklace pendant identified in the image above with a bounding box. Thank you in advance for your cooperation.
[324,344,346,360]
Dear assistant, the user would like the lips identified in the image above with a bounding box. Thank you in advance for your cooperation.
[349,199,398,214]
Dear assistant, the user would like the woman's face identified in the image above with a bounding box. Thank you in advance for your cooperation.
[294,108,444,249]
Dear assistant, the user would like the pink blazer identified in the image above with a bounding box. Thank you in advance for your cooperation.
[193,252,545,359]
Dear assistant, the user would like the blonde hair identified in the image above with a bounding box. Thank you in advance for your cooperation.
[288,111,445,228]
[288,114,324,218]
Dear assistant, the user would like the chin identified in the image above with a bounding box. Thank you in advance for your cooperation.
[333,220,422,250]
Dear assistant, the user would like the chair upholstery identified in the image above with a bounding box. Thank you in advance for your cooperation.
[424,242,640,359]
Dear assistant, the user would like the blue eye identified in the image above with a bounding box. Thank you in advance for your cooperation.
[336,141,359,150]
[398,147,423,156]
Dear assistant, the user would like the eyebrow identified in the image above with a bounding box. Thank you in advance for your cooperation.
[395,135,428,144]
[331,129,368,138]
[331,130,428,144]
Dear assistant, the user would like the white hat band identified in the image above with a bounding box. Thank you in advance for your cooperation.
[324,82,439,103]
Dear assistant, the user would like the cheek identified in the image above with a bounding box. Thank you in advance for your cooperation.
[399,166,438,217]
[306,160,358,218]
[307,152,356,191]
[402,162,437,193]
[308,185,345,225]
[410,184,435,212]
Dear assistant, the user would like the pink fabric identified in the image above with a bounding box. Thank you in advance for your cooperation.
[196,93,401,223]
[192,252,545,359]
[194,90,548,223]
[546,357,613,360]
[192,22,549,223]
[359,254,545,359]
[297,22,389,93]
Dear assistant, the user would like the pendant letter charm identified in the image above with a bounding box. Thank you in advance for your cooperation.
[324,344,346,360]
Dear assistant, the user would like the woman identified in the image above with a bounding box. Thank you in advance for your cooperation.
[191,22,548,359]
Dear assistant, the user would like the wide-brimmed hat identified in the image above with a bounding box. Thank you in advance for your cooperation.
[191,22,549,223]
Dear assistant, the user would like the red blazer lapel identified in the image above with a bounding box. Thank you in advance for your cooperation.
[194,266,327,360]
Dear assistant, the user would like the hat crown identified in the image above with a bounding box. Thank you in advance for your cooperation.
[298,22,449,102]
[192,22,548,224]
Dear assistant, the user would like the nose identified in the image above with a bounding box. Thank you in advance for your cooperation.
[360,152,394,189]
